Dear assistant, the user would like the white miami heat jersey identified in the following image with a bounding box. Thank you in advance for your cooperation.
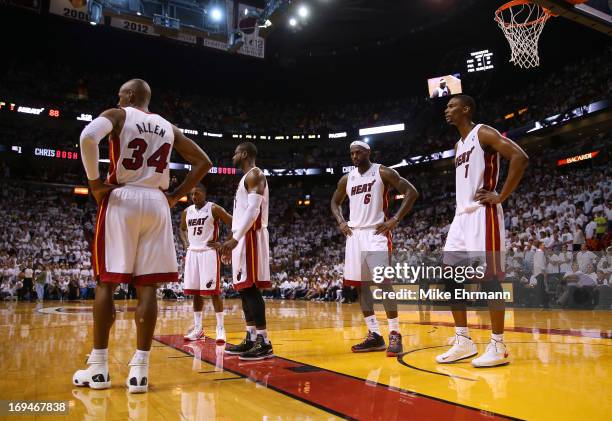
[346,163,389,229]
[186,203,218,251]
[232,168,269,233]
[107,107,174,189]
[454,124,500,215]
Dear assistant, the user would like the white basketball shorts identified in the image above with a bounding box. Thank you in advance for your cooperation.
[443,204,505,278]
[184,249,221,295]
[232,227,271,290]
[92,185,178,285]
[343,227,392,286]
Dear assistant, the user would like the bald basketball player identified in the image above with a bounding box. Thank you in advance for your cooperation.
[331,140,418,357]
[74,79,212,392]
[437,94,528,367]
[211,142,273,361]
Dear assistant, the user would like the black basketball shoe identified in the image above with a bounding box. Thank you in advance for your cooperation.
[386,331,403,357]
[225,332,254,355]
[239,335,274,361]
[351,331,386,353]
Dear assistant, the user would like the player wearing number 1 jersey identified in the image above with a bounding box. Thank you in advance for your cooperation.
[73,79,212,393]
[331,141,418,356]
[436,95,528,367]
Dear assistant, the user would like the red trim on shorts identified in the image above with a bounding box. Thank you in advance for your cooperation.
[107,135,120,185]
[246,228,258,283]
[100,272,133,283]
[184,289,221,296]
[382,185,393,254]
[216,250,221,291]
[343,279,361,287]
[485,204,504,279]
[93,196,109,279]
[134,272,179,285]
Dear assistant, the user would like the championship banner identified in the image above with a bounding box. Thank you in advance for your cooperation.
[49,0,102,24]
[111,17,158,37]
[237,3,265,58]
[165,32,197,45]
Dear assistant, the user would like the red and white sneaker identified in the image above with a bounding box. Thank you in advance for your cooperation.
[215,325,226,345]
[184,327,204,341]
[471,339,510,367]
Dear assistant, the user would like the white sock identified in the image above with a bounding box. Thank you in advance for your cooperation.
[387,317,400,334]
[455,327,469,337]
[256,329,270,344]
[91,348,108,359]
[247,326,257,341]
[134,350,150,364]
[194,311,202,329]
[491,333,504,342]
[364,315,381,335]
[215,312,224,327]
[90,348,108,363]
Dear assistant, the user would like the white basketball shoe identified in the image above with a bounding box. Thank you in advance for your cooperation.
[73,353,111,390]
[126,353,149,394]
[435,334,478,364]
[471,339,510,367]
[184,326,204,341]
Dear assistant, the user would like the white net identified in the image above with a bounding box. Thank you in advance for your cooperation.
[495,1,552,69]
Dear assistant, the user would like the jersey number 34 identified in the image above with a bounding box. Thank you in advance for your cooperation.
[122,138,171,173]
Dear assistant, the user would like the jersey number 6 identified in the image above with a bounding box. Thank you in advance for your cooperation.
[364,193,371,204]
[122,138,171,173]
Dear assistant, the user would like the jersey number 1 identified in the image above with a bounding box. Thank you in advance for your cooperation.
[122,138,171,173]
[464,164,469,178]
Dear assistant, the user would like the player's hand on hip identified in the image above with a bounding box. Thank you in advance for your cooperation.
[219,238,239,255]
[338,222,353,237]
[375,217,399,235]
[475,189,502,205]
[88,178,120,205]
[207,241,222,250]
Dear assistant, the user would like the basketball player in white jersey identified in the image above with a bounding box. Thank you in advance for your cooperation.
[431,78,451,98]
[211,142,273,361]
[331,141,418,356]
[179,183,232,343]
[73,79,212,392]
[437,95,528,367]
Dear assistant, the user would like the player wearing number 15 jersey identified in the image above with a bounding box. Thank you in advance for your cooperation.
[73,79,212,394]
[179,184,232,344]
[331,141,418,357]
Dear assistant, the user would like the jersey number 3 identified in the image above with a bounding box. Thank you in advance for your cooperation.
[122,138,171,173]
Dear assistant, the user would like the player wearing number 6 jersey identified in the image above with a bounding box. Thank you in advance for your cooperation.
[73,79,212,393]
[331,141,418,357]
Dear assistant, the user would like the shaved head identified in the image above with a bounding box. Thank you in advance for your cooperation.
[120,79,151,108]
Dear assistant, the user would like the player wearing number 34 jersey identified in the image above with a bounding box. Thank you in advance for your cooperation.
[74,79,212,394]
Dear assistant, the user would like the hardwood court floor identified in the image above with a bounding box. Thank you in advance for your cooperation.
[0,299,610,420]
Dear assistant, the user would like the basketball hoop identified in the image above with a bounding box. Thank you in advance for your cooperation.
[495,0,555,69]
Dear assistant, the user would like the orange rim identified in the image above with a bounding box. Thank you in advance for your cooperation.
[495,0,555,28]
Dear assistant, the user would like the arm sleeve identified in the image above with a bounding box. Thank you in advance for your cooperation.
[79,117,113,180]
[231,193,263,241]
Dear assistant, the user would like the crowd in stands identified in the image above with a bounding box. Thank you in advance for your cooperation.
[1,136,610,308]
[1,45,610,170]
